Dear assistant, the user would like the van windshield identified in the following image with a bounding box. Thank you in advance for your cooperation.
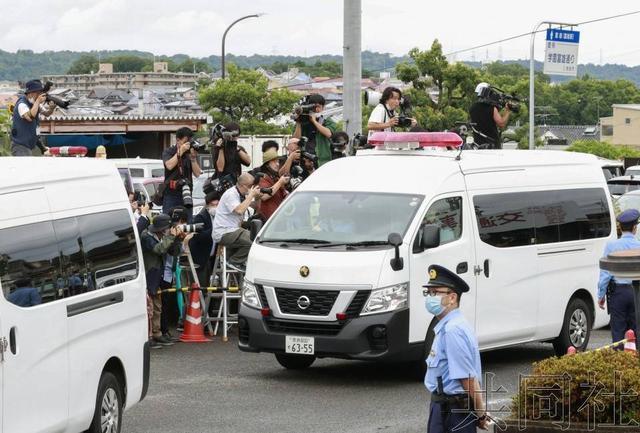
[259,191,423,246]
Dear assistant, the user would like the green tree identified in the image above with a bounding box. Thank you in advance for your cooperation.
[566,140,640,159]
[199,64,299,134]
[0,109,11,156]
[67,54,99,74]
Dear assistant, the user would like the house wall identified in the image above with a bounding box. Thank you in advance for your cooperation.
[601,107,640,146]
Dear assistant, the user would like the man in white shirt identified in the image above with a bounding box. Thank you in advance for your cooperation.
[367,86,417,133]
[212,173,261,270]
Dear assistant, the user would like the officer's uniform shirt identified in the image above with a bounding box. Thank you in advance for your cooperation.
[425,309,482,395]
[597,232,640,300]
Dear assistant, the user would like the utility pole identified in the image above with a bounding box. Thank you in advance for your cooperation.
[343,0,362,148]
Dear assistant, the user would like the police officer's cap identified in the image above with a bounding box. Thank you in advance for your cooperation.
[617,209,640,225]
[423,264,469,295]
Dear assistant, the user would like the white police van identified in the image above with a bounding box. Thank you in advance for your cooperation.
[0,157,149,432]
[238,132,613,370]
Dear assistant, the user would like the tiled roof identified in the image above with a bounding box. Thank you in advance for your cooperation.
[537,125,599,145]
[45,113,208,122]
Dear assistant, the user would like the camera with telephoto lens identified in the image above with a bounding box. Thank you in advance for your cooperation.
[292,95,316,120]
[259,187,273,195]
[203,173,235,195]
[42,81,70,109]
[209,123,240,143]
[181,184,193,208]
[189,138,207,152]
[478,86,521,114]
[177,222,204,233]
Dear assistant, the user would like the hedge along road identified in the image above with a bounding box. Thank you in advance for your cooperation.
[124,329,611,433]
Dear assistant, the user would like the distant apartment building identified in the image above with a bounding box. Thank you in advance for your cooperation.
[43,62,203,92]
[601,104,640,146]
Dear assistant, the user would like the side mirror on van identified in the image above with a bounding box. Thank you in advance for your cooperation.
[388,232,404,271]
[421,225,441,250]
[249,219,263,241]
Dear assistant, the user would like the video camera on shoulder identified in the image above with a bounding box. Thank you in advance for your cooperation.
[209,123,240,145]
[478,86,521,114]
[292,95,316,121]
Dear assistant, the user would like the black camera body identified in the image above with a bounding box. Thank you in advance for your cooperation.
[203,173,235,196]
[397,116,413,128]
[42,81,70,109]
[292,95,316,120]
[478,86,521,114]
[209,123,240,143]
[189,138,207,153]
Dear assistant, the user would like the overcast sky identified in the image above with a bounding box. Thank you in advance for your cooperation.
[1,0,639,66]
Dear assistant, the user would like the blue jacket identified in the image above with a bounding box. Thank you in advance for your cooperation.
[11,95,39,149]
[597,232,640,300]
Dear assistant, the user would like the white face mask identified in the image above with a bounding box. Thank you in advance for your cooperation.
[28,97,36,104]
[208,207,217,217]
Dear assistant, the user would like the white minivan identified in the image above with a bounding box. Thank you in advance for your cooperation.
[0,157,149,432]
[238,132,614,370]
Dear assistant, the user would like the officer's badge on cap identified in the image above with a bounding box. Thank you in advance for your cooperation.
[423,264,470,295]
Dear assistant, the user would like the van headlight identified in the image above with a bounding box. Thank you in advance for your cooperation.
[361,283,408,316]
[242,280,262,309]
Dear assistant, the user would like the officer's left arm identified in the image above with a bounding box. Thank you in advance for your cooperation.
[597,242,614,301]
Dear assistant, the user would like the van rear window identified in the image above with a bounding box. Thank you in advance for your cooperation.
[0,209,139,307]
[473,188,611,248]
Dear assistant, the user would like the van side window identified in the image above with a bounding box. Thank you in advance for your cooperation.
[0,209,139,308]
[474,188,612,248]
[419,197,463,247]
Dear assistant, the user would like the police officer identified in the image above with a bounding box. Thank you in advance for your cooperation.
[598,209,640,345]
[424,265,490,432]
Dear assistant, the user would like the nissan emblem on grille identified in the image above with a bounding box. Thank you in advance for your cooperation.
[297,295,311,310]
[299,266,310,277]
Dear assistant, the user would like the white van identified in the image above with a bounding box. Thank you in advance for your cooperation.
[111,157,165,179]
[0,157,149,432]
[238,133,614,370]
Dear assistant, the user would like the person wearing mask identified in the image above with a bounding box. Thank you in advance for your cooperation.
[292,94,337,167]
[258,149,290,221]
[11,79,54,156]
[190,191,221,285]
[212,173,261,272]
[141,214,182,349]
[367,87,417,132]
[598,209,640,346]
[423,265,490,433]
[212,122,251,182]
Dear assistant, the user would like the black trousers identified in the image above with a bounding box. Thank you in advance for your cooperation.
[427,401,477,433]
[609,284,637,346]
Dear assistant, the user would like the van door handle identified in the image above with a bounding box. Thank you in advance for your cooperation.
[483,259,490,278]
[9,327,16,354]
[456,262,468,274]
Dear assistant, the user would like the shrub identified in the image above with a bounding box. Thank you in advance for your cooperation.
[512,349,640,425]
[566,140,640,160]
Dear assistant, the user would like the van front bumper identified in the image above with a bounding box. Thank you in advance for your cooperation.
[238,305,421,362]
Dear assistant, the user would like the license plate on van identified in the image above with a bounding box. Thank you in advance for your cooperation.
[285,336,315,355]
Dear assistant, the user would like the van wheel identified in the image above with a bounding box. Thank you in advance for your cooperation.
[275,353,316,370]
[553,298,592,356]
[414,318,438,380]
[87,372,123,433]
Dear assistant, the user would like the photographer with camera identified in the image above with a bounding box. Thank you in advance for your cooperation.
[162,127,202,220]
[257,149,290,221]
[10,80,55,156]
[367,87,417,133]
[211,122,251,182]
[212,173,261,272]
[292,94,336,167]
[469,82,513,150]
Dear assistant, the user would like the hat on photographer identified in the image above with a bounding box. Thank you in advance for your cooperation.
[24,79,45,95]
[262,149,280,165]
[148,214,171,233]
[475,82,489,96]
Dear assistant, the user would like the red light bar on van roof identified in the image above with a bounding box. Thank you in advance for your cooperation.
[48,146,88,157]
[368,132,463,150]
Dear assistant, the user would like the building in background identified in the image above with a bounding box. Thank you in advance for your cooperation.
[601,104,640,146]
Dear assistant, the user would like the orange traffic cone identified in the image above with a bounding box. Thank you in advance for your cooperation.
[566,346,576,356]
[624,329,637,354]
[179,285,211,343]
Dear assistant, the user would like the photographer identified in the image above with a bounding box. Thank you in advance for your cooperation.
[212,173,261,272]
[367,87,416,132]
[141,214,182,348]
[212,122,251,181]
[292,94,336,167]
[258,150,290,221]
[162,127,202,219]
[11,80,54,156]
[469,82,512,150]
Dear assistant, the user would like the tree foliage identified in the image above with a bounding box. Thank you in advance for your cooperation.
[198,64,299,134]
[0,108,11,156]
[565,140,640,159]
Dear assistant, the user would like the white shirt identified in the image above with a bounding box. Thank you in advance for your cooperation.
[212,187,244,242]
[18,101,43,135]
[368,104,394,133]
